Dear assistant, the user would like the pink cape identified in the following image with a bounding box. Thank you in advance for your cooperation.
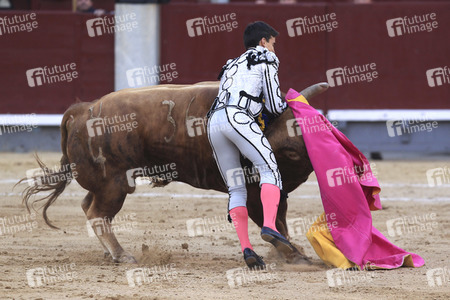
[285,88,424,269]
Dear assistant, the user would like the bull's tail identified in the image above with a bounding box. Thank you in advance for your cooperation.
[16,114,73,229]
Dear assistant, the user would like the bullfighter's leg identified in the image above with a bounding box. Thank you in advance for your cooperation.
[81,191,111,258]
[85,181,137,263]
[246,187,310,264]
[208,110,266,269]
[244,185,290,238]
[219,107,295,255]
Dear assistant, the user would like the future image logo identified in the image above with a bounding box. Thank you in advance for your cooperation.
[426,167,449,187]
[25,63,78,88]
[226,263,278,288]
[326,63,378,87]
[0,13,38,36]
[386,213,438,237]
[426,267,449,287]
[386,118,438,137]
[86,113,138,137]
[186,14,238,37]
[426,67,450,87]
[386,13,438,37]
[326,268,374,287]
[286,13,338,37]
[126,63,178,87]
[126,264,177,287]
[225,166,261,188]
[86,14,138,37]
[186,214,235,237]
[286,119,301,137]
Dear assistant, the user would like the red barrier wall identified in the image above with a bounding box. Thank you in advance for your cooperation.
[0,2,448,114]
[160,2,450,111]
[0,11,114,113]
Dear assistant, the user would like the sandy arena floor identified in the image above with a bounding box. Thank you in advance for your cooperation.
[0,152,449,299]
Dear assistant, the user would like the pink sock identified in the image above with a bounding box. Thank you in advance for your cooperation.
[261,183,280,232]
[229,206,252,252]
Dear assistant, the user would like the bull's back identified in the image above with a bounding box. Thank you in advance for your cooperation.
[64,83,224,191]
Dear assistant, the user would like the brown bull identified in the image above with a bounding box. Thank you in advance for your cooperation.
[20,81,328,263]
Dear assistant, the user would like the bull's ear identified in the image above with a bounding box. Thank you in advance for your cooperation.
[281,148,302,161]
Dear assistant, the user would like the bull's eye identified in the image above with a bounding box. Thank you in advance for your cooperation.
[282,149,301,161]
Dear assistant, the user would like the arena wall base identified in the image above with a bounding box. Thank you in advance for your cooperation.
[0,127,61,153]
[327,110,450,160]
[1,111,449,158]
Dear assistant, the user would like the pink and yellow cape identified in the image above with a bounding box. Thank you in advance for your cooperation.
[285,88,424,270]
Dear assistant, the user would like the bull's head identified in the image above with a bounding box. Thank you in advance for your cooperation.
[265,83,329,192]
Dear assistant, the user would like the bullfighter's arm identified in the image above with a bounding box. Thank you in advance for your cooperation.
[261,53,287,117]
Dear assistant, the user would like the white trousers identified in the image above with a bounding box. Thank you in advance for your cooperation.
[207,107,282,211]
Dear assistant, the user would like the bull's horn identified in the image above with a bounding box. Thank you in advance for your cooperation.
[300,82,329,100]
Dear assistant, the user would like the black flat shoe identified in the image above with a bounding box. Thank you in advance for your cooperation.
[243,248,266,270]
[261,226,295,255]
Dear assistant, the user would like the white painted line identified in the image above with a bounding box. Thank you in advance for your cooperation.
[9,179,448,188]
[2,178,450,189]
[1,190,449,203]
[0,114,63,126]
[327,109,450,122]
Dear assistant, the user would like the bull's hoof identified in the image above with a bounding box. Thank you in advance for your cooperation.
[285,247,312,265]
[113,253,138,264]
[103,251,111,259]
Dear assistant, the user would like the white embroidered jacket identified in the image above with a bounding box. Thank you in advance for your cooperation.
[213,45,287,118]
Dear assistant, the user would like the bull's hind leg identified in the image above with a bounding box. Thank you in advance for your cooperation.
[81,192,111,259]
[85,183,137,263]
